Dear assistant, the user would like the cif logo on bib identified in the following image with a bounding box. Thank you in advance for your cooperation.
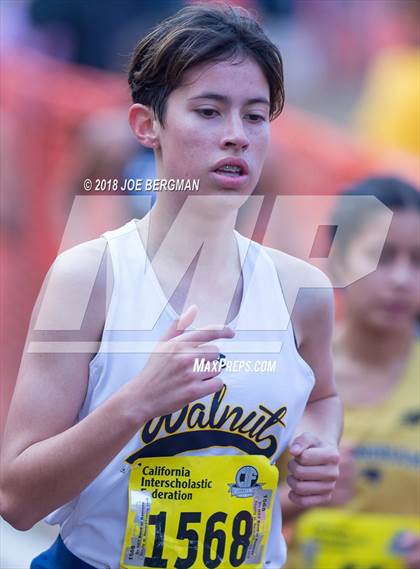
[229,465,261,498]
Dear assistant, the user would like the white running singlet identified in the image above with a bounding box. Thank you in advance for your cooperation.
[46,220,315,569]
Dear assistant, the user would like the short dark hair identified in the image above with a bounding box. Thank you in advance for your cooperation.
[128,3,284,124]
[330,176,420,255]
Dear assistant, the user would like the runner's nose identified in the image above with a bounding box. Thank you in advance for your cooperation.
[220,117,249,151]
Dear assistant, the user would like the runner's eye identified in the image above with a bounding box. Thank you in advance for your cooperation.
[246,114,266,123]
[196,108,219,118]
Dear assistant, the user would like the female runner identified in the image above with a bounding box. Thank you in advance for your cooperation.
[1,5,342,568]
[281,176,420,568]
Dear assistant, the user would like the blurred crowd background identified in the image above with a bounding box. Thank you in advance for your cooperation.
[1,0,419,566]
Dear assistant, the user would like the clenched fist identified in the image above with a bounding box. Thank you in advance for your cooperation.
[286,432,340,508]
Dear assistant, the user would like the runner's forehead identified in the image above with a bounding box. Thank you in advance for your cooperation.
[176,59,270,104]
[188,93,270,108]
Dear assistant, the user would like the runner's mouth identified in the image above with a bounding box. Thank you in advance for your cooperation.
[212,158,249,177]
[214,165,243,177]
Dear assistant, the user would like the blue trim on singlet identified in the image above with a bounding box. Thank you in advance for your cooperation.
[31,535,95,569]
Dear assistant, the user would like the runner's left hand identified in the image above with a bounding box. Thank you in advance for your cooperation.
[286,432,340,507]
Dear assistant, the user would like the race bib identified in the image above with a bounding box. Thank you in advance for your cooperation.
[295,508,420,569]
[120,455,278,569]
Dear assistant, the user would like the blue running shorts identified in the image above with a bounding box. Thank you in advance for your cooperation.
[31,535,95,568]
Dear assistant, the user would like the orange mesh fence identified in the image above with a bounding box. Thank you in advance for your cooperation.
[1,50,128,428]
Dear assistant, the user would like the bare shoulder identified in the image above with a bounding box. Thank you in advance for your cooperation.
[262,245,337,401]
[2,238,113,463]
[263,245,334,346]
[31,236,112,341]
[51,237,109,284]
[263,246,331,288]
[45,237,110,304]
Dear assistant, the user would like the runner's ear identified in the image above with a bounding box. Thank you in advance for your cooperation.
[128,103,160,149]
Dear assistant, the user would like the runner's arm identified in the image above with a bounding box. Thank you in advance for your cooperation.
[292,274,342,446]
[267,250,342,508]
[268,248,343,448]
[287,268,342,506]
[0,239,230,530]
[0,239,147,530]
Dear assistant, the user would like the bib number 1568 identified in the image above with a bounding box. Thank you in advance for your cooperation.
[145,510,253,568]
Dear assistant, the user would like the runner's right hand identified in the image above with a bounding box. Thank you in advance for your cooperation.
[131,305,235,421]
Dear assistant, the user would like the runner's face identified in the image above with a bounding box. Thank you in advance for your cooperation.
[154,57,271,200]
[342,209,420,332]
